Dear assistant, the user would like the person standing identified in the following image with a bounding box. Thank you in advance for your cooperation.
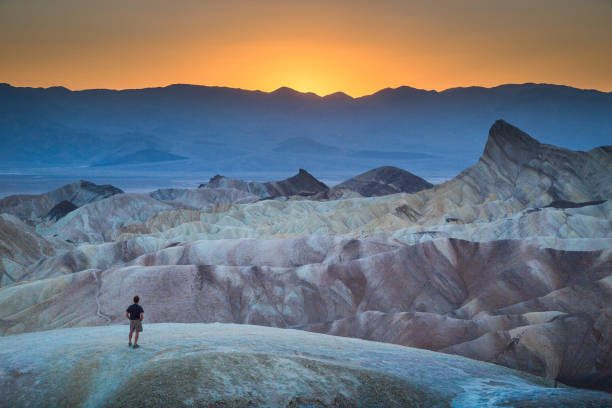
[126,295,144,348]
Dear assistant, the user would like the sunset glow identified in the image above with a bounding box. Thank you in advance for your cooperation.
[1,0,611,96]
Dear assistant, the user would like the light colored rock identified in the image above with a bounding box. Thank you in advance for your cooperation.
[288,186,363,201]
[415,121,612,226]
[1,237,610,389]
[1,323,610,408]
[0,214,70,286]
[112,122,611,247]
[202,169,329,198]
[149,187,259,209]
[41,193,177,243]
[390,200,612,250]
[0,180,123,221]
[18,236,167,282]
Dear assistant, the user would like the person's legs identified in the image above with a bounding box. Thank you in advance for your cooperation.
[134,331,139,345]
[129,329,133,345]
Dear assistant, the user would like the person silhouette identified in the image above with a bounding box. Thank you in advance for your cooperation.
[126,295,144,348]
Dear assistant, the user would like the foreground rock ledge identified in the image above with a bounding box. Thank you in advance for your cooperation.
[1,324,610,408]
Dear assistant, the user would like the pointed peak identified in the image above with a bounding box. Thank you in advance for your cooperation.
[487,120,540,147]
[482,120,541,163]
[296,168,314,178]
[209,174,225,183]
[287,169,328,189]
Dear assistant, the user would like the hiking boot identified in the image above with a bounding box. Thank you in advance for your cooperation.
[128,342,132,347]
[133,344,140,349]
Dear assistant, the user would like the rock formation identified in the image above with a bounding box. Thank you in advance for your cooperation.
[150,187,259,209]
[200,169,329,198]
[335,165,433,196]
[44,200,78,221]
[0,180,123,222]
[0,214,69,286]
[416,120,612,225]
[40,193,177,244]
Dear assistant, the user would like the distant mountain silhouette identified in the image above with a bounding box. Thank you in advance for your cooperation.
[348,151,435,160]
[273,137,342,155]
[92,148,187,167]
[1,82,610,178]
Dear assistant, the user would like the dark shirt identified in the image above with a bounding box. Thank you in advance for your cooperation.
[126,304,144,320]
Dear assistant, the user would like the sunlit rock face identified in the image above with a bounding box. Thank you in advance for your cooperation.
[1,120,611,392]
[1,324,610,408]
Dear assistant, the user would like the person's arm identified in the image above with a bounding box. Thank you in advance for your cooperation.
[126,311,130,319]
[140,312,144,321]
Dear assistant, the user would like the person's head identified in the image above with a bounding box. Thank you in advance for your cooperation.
[133,295,140,304]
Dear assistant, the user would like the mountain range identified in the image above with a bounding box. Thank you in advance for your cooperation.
[1,82,611,182]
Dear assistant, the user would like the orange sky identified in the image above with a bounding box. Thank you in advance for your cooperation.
[1,0,611,96]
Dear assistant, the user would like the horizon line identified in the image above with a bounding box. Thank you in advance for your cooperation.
[2,81,611,99]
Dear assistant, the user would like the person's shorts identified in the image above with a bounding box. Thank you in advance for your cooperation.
[130,319,143,332]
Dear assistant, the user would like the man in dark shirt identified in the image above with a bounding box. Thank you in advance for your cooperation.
[126,295,144,348]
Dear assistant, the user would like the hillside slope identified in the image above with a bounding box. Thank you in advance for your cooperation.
[1,324,610,408]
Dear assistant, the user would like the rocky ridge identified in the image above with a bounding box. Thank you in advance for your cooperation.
[0,214,69,286]
[150,187,259,209]
[0,180,123,222]
[200,169,329,198]
[335,165,433,196]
